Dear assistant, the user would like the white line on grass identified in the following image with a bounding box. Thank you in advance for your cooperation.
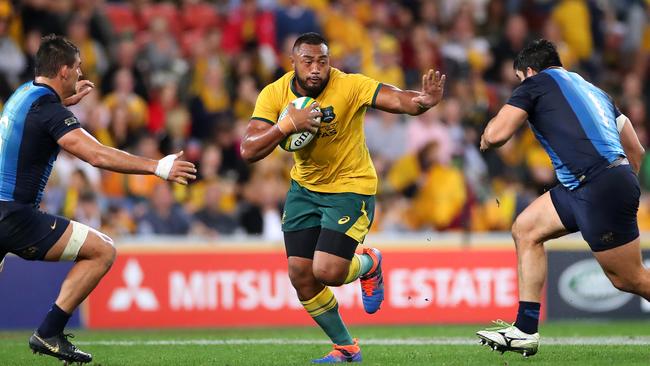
[75,337,650,346]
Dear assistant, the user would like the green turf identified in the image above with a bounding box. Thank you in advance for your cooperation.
[1,321,649,365]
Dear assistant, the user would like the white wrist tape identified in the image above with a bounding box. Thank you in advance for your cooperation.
[155,154,177,180]
[616,114,629,133]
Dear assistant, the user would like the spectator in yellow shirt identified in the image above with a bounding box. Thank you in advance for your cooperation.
[388,141,467,230]
[551,0,592,61]
[103,68,149,133]
[361,29,406,89]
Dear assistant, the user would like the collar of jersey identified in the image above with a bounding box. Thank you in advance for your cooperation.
[32,81,61,102]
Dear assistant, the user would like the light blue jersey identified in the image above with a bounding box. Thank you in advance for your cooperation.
[508,68,625,189]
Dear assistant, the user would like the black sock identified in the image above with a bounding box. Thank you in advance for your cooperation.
[37,304,71,338]
[514,301,540,334]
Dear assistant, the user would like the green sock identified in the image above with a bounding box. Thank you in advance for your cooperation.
[301,287,354,345]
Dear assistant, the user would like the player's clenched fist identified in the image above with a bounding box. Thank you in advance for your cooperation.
[155,151,197,185]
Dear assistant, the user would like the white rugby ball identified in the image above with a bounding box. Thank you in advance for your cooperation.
[278,96,320,152]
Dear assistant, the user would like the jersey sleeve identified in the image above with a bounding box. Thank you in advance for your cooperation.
[349,73,382,109]
[40,102,80,140]
[251,83,282,125]
[506,78,537,114]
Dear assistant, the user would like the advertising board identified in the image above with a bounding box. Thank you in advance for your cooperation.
[86,248,521,328]
[547,251,650,319]
[0,256,81,329]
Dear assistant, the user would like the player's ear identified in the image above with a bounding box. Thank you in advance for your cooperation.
[526,67,536,78]
[59,65,68,80]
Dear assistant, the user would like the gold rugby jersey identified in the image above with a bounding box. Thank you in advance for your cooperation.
[251,67,382,195]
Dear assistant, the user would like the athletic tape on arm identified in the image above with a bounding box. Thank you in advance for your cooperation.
[616,114,629,133]
[155,154,177,180]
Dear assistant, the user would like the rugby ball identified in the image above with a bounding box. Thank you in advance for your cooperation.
[278,96,320,152]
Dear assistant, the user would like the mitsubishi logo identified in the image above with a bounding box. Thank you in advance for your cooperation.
[108,259,159,311]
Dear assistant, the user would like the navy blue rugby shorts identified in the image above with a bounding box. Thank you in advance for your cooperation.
[550,163,640,252]
[0,201,69,260]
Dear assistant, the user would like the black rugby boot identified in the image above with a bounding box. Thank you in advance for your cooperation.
[29,332,92,364]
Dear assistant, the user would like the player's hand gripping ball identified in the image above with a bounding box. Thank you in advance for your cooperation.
[279,97,320,152]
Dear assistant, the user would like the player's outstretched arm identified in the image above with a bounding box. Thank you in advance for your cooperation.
[373,69,446,116]
[480,104,529,151]
[240,103,321,163]
[58,129,197,185]
[617,115,645,173]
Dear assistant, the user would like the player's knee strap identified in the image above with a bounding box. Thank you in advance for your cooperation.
[59,221,89,261]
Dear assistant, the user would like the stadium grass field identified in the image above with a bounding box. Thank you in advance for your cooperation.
[1,321,649,365]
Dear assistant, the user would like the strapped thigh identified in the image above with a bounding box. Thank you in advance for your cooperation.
[59,221,90,261]
[315,228,359,260]
[284,226,321,259]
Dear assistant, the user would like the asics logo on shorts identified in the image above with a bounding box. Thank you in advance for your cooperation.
[338,216,350,224]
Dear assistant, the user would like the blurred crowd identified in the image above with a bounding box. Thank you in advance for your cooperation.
[2,0,650,239]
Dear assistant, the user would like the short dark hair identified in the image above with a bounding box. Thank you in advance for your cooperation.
[292,32,328,52]
[35,34,79,78]
[513,39,562,73]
